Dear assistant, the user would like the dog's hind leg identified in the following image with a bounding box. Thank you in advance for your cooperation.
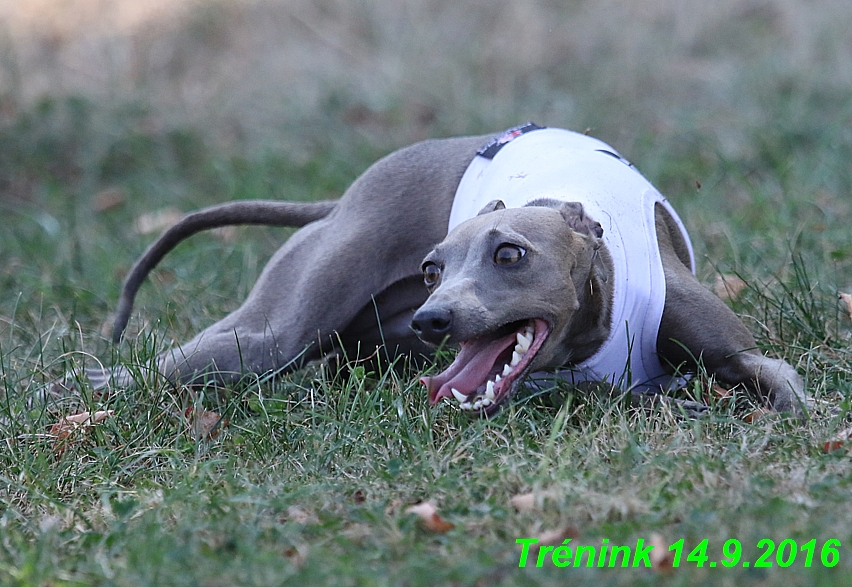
[94,135,486,390]
[152,275,433,386]
[85,213,378,391]
[142,215,401,386]
[334,274,433,369]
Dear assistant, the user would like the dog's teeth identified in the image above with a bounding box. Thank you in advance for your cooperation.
[481,397,492,407]
[451,388,467,403]
[511,351,522,367]
[502,364,513,376]
[516,332,531,352]
[524,325,534,338]
[472,398,483,410]
[494,374,501,383]
[485,385,495,401]
[459,401,472,410]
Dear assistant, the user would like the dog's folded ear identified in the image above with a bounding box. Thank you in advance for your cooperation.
[558,201,604,239]
[523,198,604,240]
[476,200,506,215]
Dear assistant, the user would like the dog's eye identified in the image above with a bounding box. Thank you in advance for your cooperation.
[422,262,442,287]
[494,244,526,265]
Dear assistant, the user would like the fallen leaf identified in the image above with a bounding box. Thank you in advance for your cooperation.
[133,207,183,235]
[710,383,732,399]
[351,489,366,504]
[406,501,455,533]
[283,544,308,567]
[839,293,852,321]
[51,410,113,437]
[50,410,114,455]
[744,408,773,423]
[649,532,675,573]
[510,492,536,512]
[92,187,126,212]
[535,526,580,546]
[714,274,747,302]
[184,407,228,439]
[510,489,558,512]
[701,382,733,404]
[520,526,582,560]
[385,498,403,516]
[286,506,317,525]
[823,426,852,453]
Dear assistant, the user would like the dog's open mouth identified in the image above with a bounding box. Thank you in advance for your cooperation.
[421,318,550,415]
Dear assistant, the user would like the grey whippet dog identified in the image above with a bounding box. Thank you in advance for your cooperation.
[90,124,807,417]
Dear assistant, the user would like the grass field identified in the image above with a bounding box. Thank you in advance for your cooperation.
[2,1,852,585]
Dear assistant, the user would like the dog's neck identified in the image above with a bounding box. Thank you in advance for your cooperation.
[561,242,614,365]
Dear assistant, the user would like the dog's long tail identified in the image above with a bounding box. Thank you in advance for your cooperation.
[113,199,337,343]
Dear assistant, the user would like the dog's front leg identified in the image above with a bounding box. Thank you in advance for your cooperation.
[657,262,808,415]
[651,204,808,415]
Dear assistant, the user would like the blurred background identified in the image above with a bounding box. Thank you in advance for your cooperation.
[4,0,851,151]
[1,0,851,342]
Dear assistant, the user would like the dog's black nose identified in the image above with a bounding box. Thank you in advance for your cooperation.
[411,307,453,344]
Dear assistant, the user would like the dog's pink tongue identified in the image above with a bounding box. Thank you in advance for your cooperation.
[421,331,518,405]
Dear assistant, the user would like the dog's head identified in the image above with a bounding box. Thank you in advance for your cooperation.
[411,199,612,416]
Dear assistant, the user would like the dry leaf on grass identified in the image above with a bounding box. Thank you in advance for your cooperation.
[385,498,403,516]
[516,526,581,563]
[710,383,732,400]
[743,408,773,423]
[51,410,113,437]
[405,501,455,533]
[510,489,559,512]
[649,532,675,573]
[714,274,747,302]
[283,544,308,568]
[823,426,852,453]
[92,187,126,212]
[133,207,183,235]
[286,505,318,525]
[839,293,852,321]
[50,410,114,454]
[535,526,581,547]
[510,492,537,512]
[184,408,228,439]
[701,382,733,404]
